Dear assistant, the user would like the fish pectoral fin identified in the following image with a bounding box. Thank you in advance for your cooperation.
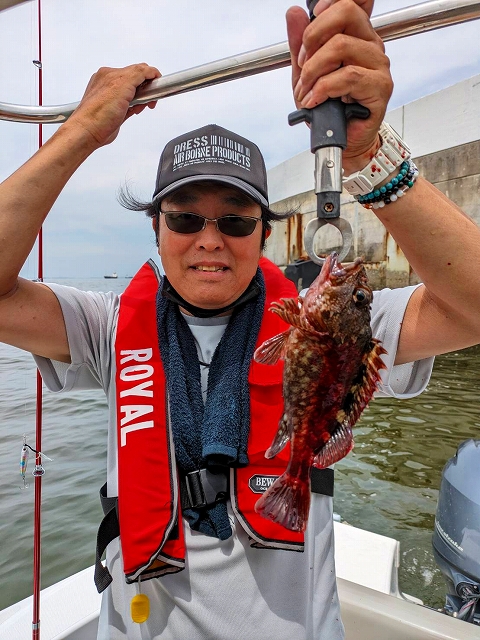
[254,329,292,365]
[269,297,311,331]
[342,339,388,427]
[313,423,354,468]
[265,414,292,458]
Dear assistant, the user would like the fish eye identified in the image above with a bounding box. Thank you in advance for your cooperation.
[353,288,369,307]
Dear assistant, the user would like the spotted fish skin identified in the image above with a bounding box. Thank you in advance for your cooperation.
[253,253,387,532]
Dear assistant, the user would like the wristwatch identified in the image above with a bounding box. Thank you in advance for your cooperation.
[342,122,411,196]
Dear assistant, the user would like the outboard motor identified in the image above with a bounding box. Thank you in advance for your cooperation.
[432,439,480,624]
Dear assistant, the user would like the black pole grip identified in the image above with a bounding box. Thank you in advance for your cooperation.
[288,100,370,153]
[292,0,371,149]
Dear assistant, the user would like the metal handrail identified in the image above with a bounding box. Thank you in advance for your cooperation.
[1,0,479,124]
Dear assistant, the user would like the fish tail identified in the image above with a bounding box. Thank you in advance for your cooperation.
[254,473,310,532]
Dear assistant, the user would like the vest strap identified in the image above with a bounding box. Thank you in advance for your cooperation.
[94,483,119,593]
[310,467,334,497]
[100,481,117,515]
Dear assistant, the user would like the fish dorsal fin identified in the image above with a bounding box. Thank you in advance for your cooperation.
[313,422,354,469]
[253,329,292,365]
[269,297,312,332]
[311,340,387,470]
[342,339,388,428]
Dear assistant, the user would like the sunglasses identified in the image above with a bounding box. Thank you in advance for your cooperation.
[160,211,262,237]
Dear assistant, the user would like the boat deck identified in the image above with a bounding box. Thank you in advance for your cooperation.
[0,522,478,640]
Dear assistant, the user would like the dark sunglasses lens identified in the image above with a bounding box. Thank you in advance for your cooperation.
[217,216,258,237]
[164,213,205,234]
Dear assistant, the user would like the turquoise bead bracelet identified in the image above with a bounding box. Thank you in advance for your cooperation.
[356,160,418,210]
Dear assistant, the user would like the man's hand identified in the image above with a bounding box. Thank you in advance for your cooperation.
[66,63,161,148]
[286,0,393,174]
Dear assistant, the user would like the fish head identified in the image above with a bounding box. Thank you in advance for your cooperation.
[303,253,373,344]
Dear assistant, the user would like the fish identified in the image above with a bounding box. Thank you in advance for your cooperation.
[253,252,387,532]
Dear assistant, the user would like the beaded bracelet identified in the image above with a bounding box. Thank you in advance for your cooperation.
[356,160,419,209]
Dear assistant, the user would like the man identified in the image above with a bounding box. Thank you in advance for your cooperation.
[1,1,480,639]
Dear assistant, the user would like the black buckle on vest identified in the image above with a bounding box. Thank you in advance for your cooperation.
[182,468,228,509]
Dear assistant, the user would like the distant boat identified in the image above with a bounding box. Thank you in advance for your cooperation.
[104,272,118,279]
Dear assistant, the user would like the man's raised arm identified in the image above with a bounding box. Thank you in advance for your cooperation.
[0,64,160,362]
[286,0,480,364]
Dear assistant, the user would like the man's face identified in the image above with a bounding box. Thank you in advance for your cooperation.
[157,182,264,311]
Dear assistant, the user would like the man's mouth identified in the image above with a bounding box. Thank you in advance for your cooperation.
[193,266,228,272]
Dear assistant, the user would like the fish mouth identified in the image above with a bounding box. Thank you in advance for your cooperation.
[320,252,364,283]
[303,252,368,333]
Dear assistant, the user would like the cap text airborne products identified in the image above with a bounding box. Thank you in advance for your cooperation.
[173,134,251,171]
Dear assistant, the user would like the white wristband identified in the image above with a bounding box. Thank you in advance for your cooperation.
[342,123,411,196]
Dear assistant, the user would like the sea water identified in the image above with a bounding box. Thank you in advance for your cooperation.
[0,277,479,610]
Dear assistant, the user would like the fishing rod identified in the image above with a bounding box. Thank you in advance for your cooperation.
[33,1,44,637]
[0,0,479,124]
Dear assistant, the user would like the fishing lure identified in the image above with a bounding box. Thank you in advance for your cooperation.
[20,437,30,489]
[20,435,53,489]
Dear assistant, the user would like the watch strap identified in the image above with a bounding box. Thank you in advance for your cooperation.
[342,122,411,196]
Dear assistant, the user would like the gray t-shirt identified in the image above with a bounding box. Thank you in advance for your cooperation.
[34,281,433,640]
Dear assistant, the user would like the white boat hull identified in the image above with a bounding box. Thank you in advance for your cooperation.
[0,522,478,639]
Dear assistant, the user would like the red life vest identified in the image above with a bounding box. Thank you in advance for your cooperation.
[115,258,302,584]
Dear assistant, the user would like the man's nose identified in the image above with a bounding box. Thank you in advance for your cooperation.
[194,219,225,251]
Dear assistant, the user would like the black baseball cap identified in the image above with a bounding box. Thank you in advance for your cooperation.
[152,124,269,207]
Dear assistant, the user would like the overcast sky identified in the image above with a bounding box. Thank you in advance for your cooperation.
[1,0,479,278]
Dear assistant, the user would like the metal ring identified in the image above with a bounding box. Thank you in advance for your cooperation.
[304,217,353,265]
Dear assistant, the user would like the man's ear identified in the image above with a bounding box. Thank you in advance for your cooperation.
[153,217,160,251]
